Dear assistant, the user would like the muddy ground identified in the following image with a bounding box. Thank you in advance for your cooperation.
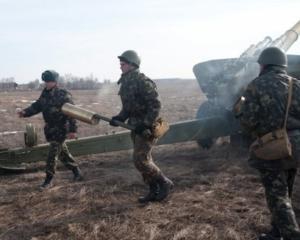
[0,79,299,240]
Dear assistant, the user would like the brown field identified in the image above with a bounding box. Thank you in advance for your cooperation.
[0,79,299,240]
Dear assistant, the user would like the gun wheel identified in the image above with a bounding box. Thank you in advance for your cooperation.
[24,123,38,147]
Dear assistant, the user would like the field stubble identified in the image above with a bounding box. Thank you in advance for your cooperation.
[0,79,299,240]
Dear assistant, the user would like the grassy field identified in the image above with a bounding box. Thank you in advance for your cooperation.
[0,79,299,240]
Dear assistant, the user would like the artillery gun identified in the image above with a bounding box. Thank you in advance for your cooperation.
[0,114,236,172]
[0,20,299,172]
[193,20,300,148]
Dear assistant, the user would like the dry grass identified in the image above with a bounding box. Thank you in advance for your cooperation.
[0,80,299,240]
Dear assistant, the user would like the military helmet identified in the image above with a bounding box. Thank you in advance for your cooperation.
[257,47,287,67]
[118,50,141,67]
[41,70,59,82]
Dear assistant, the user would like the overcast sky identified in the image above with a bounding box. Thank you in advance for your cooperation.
[1,0,300,83]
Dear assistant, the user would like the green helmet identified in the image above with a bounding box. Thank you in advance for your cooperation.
[118,50,141,67]
[41,70,59,82]
[257,47,287,67]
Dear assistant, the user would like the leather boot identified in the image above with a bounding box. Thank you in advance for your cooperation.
[155,174,174,201]
[72,167,83,181]
[259,227,282,240]
[40,174,53,190]
[258,234,282,240]
[138,181,159,203]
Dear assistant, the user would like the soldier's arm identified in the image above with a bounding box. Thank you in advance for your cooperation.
[116,108,129,122]
[291,79,300,119]
[141,80,161,127]
[22,95,43,117]
[238,81,261,134]
[64,92,78,133]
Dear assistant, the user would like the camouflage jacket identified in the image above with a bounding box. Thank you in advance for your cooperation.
[117,69,161,127]
[23,86,77,142]
[236,66,300,170]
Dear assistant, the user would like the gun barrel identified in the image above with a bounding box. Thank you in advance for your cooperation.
[253,36,272,56]
[271,20,300,51]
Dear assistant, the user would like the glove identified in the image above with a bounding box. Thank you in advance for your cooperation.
[134,123,149,135]
[109,115,124,127]
[17,109,25,118]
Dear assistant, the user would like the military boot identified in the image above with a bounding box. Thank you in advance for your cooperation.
[258,234,282,240]
[72,167,84,181]
[138,181,159,203]
[40,174,53,190]
[155,174,174,201]
[259,227,282,240]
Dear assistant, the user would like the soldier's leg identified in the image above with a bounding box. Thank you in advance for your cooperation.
[132,133,161,183]
[286,169,297,198]
[59,142,83,181]
[46,141,61,176]
[41,141,62,189]
[259,169,300,240]
[132,133,173,202]
[59,142,78,170]
[131,132,159,203]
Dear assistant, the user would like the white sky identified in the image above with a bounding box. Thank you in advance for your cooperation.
[1,0,300,83]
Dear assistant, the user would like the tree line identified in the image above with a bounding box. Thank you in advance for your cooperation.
[0,75,111,91]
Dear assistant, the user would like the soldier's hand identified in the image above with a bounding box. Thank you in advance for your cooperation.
[68,132,77,139]
[109,116,124,127]
[233,96,245,118]
[17,109,25,118]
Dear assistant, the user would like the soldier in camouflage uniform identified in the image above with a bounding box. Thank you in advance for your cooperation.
[235,47,300,240]
[19,70,83,190]
[110,50,173,203]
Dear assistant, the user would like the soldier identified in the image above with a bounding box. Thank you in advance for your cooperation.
[18,70,83,190]
[110,50,173,203]
[235,47,300,240]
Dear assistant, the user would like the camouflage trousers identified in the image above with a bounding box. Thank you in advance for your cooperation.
[258,168,300,239]
[46,141,78,176]
[131,132,162,184]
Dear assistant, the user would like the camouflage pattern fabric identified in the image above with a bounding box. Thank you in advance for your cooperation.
[23,86,77,142]
[22,86,79,177]
[235,65,300,170]
[237,66,300,137]
[235,65,300,239]
[116,69,163,183]
[117,69,161,127]
[131,132,161,183]
[258,168,300,239]
[46,141,78,176]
